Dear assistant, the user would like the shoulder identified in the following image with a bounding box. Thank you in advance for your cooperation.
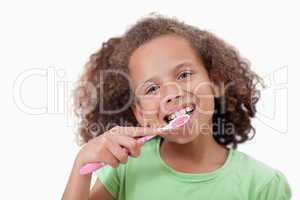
[231,150,276,184]
[231,150,291,199]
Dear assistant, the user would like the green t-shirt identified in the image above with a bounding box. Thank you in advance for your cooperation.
[96,136,291,200]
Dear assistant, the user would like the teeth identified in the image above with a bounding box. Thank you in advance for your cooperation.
[166,105,194,122]
[186,106,192,112]
[175,111,181,116]
[168,113,176,121]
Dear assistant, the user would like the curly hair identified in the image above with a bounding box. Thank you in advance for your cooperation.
[73,14,263,148]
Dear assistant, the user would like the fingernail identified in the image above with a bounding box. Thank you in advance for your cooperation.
[137,138,146,145]
[123,148,130,154]
[125,149,132,156]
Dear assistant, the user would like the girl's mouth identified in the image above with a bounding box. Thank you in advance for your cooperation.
[163,103,196,124]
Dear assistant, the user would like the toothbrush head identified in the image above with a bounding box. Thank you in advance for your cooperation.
[158,114,190,132]
[136,114,191,145]
[169,114,190,129]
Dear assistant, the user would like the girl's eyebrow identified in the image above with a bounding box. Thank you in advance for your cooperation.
[141,60,193,86]
[172,60,193,72]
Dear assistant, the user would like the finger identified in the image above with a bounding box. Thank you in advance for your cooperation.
[106,139,129,164]
[117,126,166,137]
[101,147,120,168]
[115,135,141,157]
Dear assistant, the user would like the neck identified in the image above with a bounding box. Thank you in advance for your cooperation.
[160,127,229,171]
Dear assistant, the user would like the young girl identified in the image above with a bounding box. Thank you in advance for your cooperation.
[62,14,291,199]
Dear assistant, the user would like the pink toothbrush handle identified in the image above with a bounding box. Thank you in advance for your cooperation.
[79,135,154,175]
[79,114,189,175]
[79,162,106,175]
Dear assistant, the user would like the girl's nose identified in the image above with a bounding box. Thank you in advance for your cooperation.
[160,82,184,107]
[166,94,181,104]
[161,94,183,113]
[163,87,184,105]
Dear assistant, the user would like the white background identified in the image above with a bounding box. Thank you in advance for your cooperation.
[0,0,299,199]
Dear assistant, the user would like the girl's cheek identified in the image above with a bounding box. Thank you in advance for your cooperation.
[192,82,215,115]
[140,95,160,108]
[138,96,160,114]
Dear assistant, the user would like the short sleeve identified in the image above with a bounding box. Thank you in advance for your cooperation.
[95,165,122,199]
[256,170,292,200]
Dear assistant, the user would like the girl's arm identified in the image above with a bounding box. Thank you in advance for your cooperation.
[62,126,158,199]
[62,154,93,199]
[89,179,113,200]
[62,154,113,200]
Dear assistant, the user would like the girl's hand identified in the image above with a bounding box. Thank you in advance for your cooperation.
[76,126,162,168]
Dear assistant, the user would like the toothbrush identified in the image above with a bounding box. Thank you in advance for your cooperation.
[79,114,190,175]
[136,114,190,144]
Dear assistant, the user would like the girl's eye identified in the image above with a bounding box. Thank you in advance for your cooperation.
[146,85,159,94]
[178,71,192,80]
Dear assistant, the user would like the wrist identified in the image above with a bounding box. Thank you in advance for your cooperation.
[75,147,87,168]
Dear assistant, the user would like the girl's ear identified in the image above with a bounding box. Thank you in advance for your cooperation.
[131,103,147,127]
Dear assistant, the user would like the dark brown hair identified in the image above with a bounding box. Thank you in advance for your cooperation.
[73,14,263,148]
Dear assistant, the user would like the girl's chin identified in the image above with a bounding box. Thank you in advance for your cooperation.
[161,133,198,144]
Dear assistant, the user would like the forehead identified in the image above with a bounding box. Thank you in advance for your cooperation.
[128,34,200,87]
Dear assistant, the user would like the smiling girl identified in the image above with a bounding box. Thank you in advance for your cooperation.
[62,14,291,199]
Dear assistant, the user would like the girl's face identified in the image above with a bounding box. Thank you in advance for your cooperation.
[129,34,219,144]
